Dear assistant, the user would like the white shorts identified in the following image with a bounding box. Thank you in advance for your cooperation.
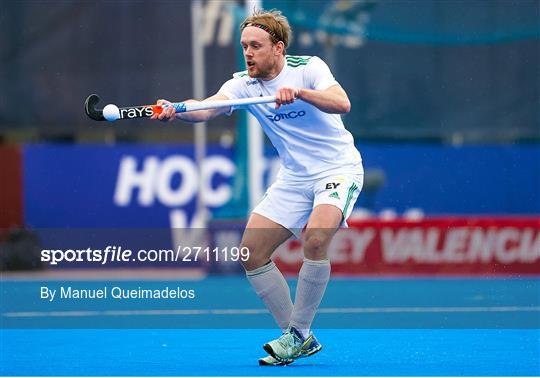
[252,171,364,238]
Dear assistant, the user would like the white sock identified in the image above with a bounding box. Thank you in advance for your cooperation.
[246,261,293,332]
[289,258,331,339]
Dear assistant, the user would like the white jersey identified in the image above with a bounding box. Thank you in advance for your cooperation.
[218,55,362,180]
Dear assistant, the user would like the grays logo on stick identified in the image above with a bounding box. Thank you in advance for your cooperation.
[120,106,154,119]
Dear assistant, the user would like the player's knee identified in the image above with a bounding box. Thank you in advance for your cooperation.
[303,232,329,260]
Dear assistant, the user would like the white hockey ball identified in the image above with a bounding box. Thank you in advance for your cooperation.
[103,104,120,122]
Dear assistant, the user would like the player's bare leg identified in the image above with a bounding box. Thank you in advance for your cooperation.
[240,213,292,272]
[303,204,343,259]
[264,204,341,362]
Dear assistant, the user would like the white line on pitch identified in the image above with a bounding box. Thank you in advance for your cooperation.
[3,306,540,318]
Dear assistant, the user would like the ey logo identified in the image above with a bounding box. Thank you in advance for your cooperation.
[325,182,341,190]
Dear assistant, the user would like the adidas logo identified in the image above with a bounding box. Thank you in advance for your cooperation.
[329,192,340,200]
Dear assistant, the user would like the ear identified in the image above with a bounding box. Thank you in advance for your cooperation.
[274,41,285,56]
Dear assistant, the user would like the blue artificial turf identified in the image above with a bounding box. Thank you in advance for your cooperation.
[1,277,539,375]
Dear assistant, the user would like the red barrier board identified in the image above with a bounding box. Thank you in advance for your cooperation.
[273,217,540,276]
[0,145,23,229]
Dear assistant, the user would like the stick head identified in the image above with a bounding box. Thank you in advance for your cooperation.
[84,94,106,121]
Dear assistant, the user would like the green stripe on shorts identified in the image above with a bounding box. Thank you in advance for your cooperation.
[343,183,358,217]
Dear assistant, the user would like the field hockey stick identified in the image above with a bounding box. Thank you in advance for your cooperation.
[84,94,276,122]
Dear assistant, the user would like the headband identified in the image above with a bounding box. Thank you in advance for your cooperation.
[244,22,280,42]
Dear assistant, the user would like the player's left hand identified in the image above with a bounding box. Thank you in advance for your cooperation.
[275,87,301,109]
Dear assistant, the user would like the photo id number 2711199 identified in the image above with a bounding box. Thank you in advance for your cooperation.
[180,246,250,262]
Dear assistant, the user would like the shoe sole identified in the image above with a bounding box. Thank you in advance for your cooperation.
[259,348,294,366]
[258,358,289,366]
[263,342,322,363]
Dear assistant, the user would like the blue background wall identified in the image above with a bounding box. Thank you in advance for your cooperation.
[23,143,540,228]
[356,144,540,215]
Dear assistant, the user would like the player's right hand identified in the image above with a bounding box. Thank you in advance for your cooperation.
[151,99,176,122]
[275,87,300,109]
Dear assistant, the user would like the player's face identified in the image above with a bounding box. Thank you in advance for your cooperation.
[240,26,281,80]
